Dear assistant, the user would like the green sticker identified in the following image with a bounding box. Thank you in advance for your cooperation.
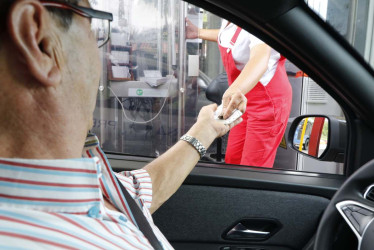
[136,89,143,96]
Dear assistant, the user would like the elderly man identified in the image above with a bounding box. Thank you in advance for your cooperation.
[0,0,245,249]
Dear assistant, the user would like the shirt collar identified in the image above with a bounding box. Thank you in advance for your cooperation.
[0,157,103,216]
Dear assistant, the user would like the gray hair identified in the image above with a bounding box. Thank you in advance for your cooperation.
[0,0,80,35]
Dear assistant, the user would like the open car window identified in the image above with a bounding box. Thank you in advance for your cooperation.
[91,0,347,175]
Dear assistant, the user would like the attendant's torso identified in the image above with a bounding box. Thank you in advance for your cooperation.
[218,20,281,86]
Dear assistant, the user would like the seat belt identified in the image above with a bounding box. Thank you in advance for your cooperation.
[115,176,163,250]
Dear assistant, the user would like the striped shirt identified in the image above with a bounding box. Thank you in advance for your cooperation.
[0,134,173,249]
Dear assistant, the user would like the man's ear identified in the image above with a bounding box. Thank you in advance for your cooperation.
[7,0,62,87]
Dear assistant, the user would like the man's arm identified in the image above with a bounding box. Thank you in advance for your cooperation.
[144,104,243,214]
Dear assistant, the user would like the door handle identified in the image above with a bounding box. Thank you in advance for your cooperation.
[223,219,281,241]
[228,223,270,236]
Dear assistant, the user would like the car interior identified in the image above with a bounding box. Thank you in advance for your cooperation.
[89,0,374,249]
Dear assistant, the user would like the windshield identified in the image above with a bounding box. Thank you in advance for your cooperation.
[306,0,374,69]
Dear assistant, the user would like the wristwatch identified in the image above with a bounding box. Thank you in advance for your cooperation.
[180,134,207,158]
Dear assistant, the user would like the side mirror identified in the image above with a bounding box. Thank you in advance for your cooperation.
[288,115,346,162]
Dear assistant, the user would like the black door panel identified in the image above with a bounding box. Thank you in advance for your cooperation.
[109,148,344,249]
[153,185,329,249]
[172,242,291,250]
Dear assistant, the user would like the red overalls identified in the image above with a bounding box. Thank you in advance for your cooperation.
[219,27,292,168]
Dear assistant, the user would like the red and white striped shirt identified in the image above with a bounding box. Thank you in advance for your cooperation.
[0,134,173,249]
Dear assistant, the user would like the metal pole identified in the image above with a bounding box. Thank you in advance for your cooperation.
[347,0,358,44]
[177,1,187,138]
[157,0,162,71]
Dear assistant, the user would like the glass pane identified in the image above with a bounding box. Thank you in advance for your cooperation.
[305,0,374,68]
[92,0,180,157]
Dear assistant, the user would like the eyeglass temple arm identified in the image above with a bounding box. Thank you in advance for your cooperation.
[41,0,113,21]
[75,5,113,21]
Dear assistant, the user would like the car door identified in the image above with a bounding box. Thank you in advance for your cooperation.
[92,0,374,249]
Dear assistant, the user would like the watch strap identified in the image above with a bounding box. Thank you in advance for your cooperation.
[180,134,207,158]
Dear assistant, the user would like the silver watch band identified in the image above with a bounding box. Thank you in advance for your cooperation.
[180,134,207,158]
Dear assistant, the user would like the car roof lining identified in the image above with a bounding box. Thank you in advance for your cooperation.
[204,0,300,23]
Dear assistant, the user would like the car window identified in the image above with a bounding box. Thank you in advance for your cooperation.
[91,0,346,175]
[305,0,374,69]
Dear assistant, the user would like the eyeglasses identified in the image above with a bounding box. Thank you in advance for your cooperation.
[40,0,113,48]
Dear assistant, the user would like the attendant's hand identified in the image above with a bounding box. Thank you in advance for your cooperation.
[221,87,247,119]
[185,18,199,39]
[187,104,243,148]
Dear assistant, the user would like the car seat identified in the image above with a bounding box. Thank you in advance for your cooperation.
[205,72,229,162]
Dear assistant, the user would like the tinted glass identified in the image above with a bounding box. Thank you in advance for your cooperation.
[306,0,374,68]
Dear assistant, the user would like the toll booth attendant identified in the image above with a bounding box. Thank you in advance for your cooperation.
[187,19,292,167]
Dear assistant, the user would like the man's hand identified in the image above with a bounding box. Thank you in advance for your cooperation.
[187,104,243,149]
[221,87,247,119]
[198,104,243,137]
[185,17,199,39]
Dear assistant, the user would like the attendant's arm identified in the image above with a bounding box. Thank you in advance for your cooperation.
[144,104,244,214]
[198,29,219,42]
[221,43,271,119]
[185,18,219,42]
